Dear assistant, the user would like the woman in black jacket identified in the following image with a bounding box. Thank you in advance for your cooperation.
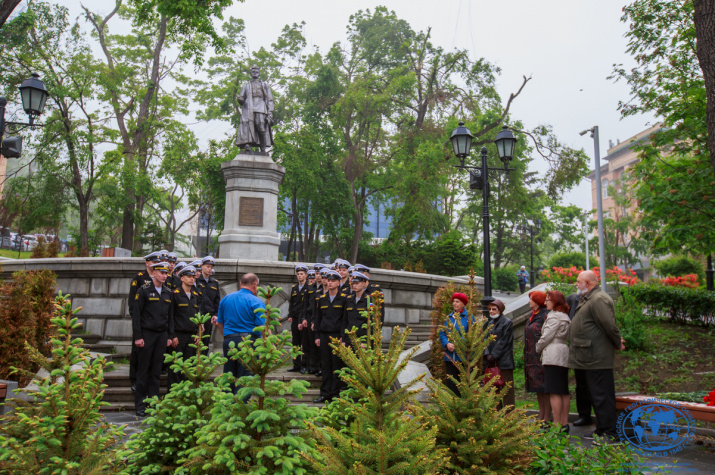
[483,299,515,411]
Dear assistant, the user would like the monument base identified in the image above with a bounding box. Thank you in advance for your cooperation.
[219,152,285,260]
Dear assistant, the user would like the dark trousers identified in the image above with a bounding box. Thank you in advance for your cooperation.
[519,282,526,294]
[302,325,319,372]
[223,332,255,399]
[129,341,139,384]
[291,321,303,368]
[444,360,461,397]
[575,368,593,419]
[319,332,343,398]
[497,368,516,412]
[135,329,168,413]
[578,368,617,436]
[168,332,196,387]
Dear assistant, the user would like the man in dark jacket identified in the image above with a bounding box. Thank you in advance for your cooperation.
[483,299,515,410]
[169,265,203,387]
[313,270,348,403]
[342,271,371,342]
[570,270,624,443]
[128,251,160,392]
[287,264,310,372]
[567,292,593,427]
[133,261,174,417]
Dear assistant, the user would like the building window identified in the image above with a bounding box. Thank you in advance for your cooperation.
[602,179,609,198]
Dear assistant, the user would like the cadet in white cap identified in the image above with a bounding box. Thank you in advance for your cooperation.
[133,261,174,417]
[342,271,372,342]
[197,257,220,343]
[169,265,203,387]
[288,264,310,372]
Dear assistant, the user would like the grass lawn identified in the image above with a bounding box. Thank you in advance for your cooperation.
[0,249,67,259]
[513,319,715,428]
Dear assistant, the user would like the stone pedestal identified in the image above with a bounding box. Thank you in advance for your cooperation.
[218,152,285,260]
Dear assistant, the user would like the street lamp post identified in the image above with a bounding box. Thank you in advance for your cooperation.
[0,72,48,158]
[520,218,541,287]
[580,126,607,292]
[450,122,516,317]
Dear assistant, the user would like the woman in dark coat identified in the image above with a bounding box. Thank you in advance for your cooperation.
[483,299,515,411]
[524,290,551,422]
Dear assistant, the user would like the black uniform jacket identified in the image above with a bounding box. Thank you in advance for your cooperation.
[365,282,383,299]
[133,283,174,340]
[288,283,309,323]
[314,291,348,334]
[343,291,370,338]
[166,274,182,292]
[196,276,220,316]
[306,284,324,325]
[172,287,202,337]
[129,270,153,317]
[338,281,351,295]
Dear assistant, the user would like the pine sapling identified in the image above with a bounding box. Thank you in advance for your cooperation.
[427,272,537,474]
[182,285,319,474]
[306,292,448,474]
[0,292,124,474]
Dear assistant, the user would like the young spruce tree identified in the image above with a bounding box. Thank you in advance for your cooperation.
[426,271,538,474]
[120,313,227,473]
[0,292,124,473]
[182,285,319,474]
[306,292,448,474]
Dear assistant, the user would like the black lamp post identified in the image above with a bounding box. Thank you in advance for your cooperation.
[520,218,542,287]
[450,122,516,317]
[0,72,48,158]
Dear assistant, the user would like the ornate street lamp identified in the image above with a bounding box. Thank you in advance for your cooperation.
[450,121,516,317]
[0,73,48,158]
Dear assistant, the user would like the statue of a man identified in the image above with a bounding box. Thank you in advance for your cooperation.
[235,66,275,153]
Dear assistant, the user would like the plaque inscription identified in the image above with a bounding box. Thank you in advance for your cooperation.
[239,197,264,227]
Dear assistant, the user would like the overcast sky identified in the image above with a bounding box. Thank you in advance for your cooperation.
[52,0,657,212]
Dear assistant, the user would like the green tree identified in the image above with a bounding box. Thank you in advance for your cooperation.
[306,292,448,473]
[0,292,124,473]
[183,286,319,474]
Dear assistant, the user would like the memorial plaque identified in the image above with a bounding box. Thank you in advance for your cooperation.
[239,197,264,227]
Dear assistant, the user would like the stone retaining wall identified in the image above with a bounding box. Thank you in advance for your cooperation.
[0,257,477,354]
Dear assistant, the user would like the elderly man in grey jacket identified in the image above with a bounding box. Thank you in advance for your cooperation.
[569,270,624,443]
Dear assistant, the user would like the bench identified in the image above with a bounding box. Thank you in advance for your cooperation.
[616,394,715,422]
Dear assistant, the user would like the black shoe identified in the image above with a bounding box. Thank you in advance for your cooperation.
[315,371,322,377]
[300,367,307,374]
[131,384,136,392]
[287,366,301,372]
[561,424,570,434]
[584,430,599,440]
[592,434,621,446]
[572,417,593,427]
[136,411,146,418]
[313,396,328,403]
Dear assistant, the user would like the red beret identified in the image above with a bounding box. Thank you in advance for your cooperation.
[529,290,547,307]
[452,292,469,305]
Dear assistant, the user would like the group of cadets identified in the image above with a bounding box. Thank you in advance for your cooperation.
[128,250,220,416]
[287,259,382,403]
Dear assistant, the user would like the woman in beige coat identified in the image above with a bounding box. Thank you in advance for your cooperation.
[536,290,571,433]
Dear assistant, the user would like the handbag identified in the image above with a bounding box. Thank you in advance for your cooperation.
[484,361,505,389]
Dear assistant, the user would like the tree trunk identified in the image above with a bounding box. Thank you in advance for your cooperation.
[0,0,22,27]
[694,0,715,178]
[78,196,89,252]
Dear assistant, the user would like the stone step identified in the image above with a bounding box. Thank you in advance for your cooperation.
[73,333,102,344]
[103,386,169,403]
[82,343,116,353]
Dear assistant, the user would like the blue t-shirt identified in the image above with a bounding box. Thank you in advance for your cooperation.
[217,288,266,336]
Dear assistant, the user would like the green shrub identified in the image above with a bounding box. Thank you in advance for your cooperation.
[493,266,518,291]
[430,230,478,276]
[0,292,123,473]
[615,291,648,351]
[654,255,705,283]
[548,251,596,271]
[0,270,57,386]
[427,305,538,473]
[183,286,319,474]
[528,425,643,474]
[626,284,715,325]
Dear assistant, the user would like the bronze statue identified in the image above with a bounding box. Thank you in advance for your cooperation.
[235,66,274,153]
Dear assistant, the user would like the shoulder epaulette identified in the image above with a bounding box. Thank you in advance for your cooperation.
[174,289,180,293]
[138,272,144,276]
[141,281,151,289]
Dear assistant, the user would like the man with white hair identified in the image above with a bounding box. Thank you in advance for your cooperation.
[570,270,624,444]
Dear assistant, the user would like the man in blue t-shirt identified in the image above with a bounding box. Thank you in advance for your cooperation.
[216,272,266,395]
